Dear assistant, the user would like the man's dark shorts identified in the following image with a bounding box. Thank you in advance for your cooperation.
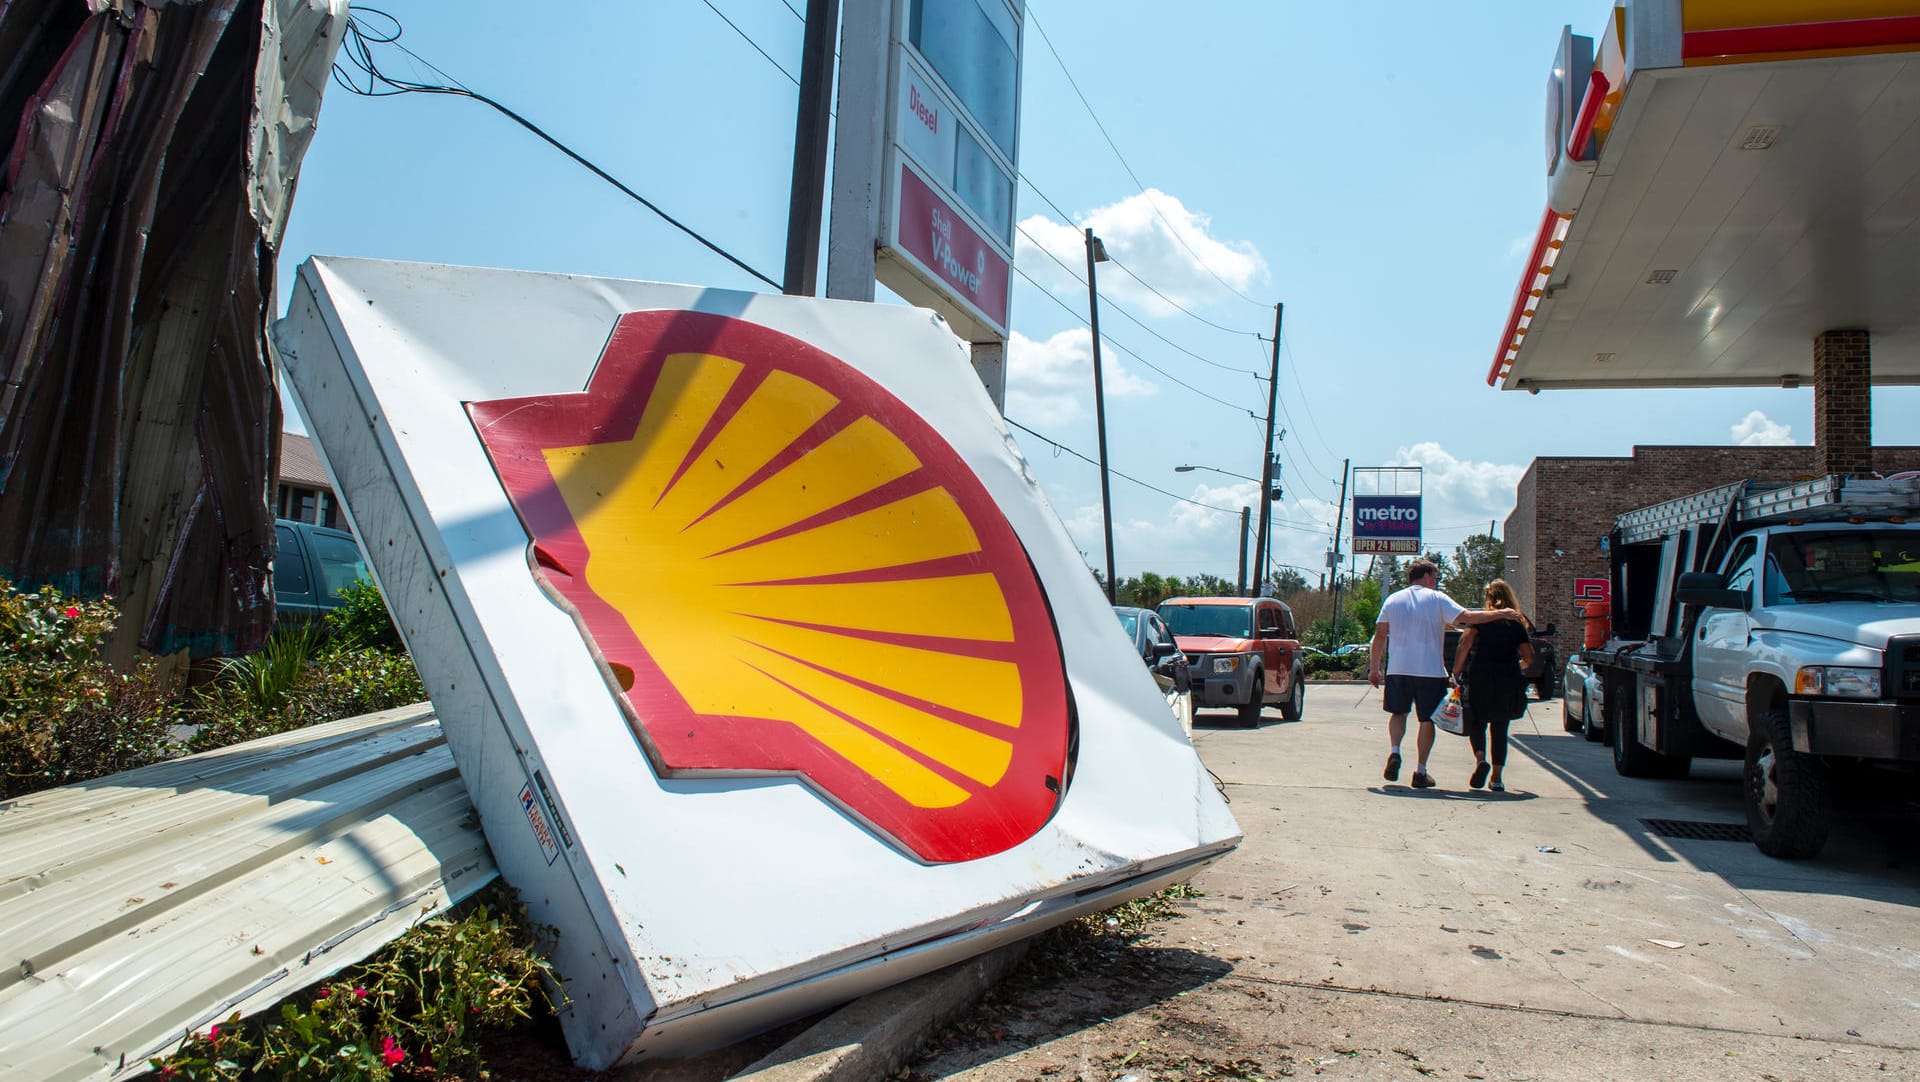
[1383,675,1450,722]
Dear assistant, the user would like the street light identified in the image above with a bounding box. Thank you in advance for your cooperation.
[1175,464,1259,484]
[1086,228,1116,603]
[1175,463,1279,597]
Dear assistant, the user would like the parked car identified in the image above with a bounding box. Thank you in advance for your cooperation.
[1114,606,1193,731]
[1561,653,1605,742]
[1158,596,1304,727]
[274,518,369,626]
[1333,643,1370,658]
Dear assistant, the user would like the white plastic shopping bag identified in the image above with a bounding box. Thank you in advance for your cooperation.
[1432,687,1465,735]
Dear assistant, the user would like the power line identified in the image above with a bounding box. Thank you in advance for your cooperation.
[1011,262,1256,418]
[696,0,800,85]
[332,9,782,290]
[1015,175,1268,347]
[1016,222,1259,378]
[1251,337,1340,488]
[1005,418,1333,533]
[1283,335,1341,466]
[775,0,805,19]
[1024,4,1268,310]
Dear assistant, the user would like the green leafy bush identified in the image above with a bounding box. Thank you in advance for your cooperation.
[1303,651,1366,678]
[153,890,553,1081]
[188,646,426,753]
[324,579,404,653]
[0,579,180,799]
[214,624,324,717]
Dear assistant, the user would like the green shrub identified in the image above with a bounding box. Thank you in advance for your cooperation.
[153,890,553,1081]
[324,579,404,653]
[213,624,323,718]
[1303,651,1366,678]
[188,646,425,753]
[0,579,181,799]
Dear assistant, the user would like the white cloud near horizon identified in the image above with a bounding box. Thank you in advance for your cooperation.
[1015,189,1267,317]
[1732,409,1796,446]
[1042,442,1529,586]
[1005,328,1156,427]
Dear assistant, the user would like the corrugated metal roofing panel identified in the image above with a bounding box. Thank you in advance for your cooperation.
[0,704,495,1082]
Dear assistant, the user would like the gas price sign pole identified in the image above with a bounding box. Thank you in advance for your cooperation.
[826,0,1023,409]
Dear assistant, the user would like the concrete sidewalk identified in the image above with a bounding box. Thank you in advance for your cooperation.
[905,686,1920,1080]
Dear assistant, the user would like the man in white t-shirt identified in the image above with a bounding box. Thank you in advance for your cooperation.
[1368,559,1523,788]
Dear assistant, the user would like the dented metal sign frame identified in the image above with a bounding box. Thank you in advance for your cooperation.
[273,257,1242,1068]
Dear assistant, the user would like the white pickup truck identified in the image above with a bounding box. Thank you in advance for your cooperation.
[1586,476,1920,859]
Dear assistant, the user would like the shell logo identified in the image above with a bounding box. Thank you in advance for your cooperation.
[467,311,1074,863]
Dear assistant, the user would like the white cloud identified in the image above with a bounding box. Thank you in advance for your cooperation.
[1015,189,1268,317]
[1731,410,1795,446]
[1005,328,1155,427]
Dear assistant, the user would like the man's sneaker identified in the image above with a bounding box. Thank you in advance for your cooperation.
[1383,752,1402,782]
[1411,771,1437,789]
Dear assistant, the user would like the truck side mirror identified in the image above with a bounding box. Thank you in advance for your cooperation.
[1676,571,1749,612]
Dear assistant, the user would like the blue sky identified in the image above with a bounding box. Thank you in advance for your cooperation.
[276,0,1920,584]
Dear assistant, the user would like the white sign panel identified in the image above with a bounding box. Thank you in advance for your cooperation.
[877,0,1021,341]
[895,62,957,184]
[274,258,1240,1068]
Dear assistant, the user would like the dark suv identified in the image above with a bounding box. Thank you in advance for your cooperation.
[274,519,368,625]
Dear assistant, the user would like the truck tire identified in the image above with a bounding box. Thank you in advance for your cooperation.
[1745,708,1830,859]
[1279,672,1304,721]
[1610,692,1691,778]
[1236,668,1264,728]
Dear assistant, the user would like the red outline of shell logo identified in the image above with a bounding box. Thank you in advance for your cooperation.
[467,311,1073,863]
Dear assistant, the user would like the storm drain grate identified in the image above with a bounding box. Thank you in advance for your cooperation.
[1641,818,1752,842]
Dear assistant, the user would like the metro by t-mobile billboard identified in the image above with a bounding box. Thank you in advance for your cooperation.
[1352,495,1422,555]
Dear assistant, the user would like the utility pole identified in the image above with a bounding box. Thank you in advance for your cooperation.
[1085,228,1116,603]
[1236,506,1250,595]
[786,0,842,295]
[1328,458,1351,647]
[1252,303,1283,597]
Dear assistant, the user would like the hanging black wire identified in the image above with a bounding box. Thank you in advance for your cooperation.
[331,6,783,291]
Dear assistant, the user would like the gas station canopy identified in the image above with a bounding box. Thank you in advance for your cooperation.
[1491,0,1920,390]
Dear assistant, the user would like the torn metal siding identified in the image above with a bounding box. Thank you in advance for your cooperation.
[0,0,346,661]
[0,704,496,1082]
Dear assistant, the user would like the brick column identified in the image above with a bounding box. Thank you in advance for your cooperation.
[1813,329,1872,478]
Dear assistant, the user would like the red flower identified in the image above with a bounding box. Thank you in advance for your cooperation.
[208,1025,222,1045]
[315,987,330,998]
[381,1036,406,1066]
[352,986,369,1000]
[63,606,80,618]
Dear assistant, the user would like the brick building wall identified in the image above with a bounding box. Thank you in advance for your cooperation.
[1502,446,1920,628]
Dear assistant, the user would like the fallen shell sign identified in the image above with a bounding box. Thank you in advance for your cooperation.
[467,312,1070,863]
[273,258,1239,1069]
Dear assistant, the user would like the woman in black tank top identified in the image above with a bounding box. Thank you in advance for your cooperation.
[1450,579,1535,791]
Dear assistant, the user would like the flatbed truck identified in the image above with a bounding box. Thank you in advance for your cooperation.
[1587,475,1920,858]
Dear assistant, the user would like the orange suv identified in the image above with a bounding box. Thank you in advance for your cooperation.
[1158,596,1305,727]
